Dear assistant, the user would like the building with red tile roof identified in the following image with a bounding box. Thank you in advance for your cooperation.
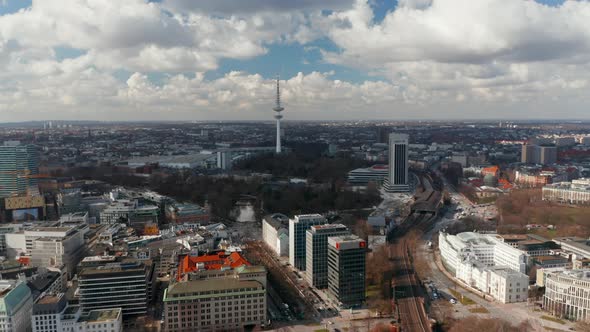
[176,250,250,280]
[481,165,499,177]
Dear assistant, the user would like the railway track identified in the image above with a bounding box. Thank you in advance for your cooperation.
[395,238,429,332]
[389,212,433,332]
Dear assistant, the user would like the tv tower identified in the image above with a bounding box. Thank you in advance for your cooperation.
[273,75,284,153]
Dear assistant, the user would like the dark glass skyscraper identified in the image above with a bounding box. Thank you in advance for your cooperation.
[384,133,409,192]
[0,141,39,198]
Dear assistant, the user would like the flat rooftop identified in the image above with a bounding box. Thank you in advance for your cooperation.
[166,279,262,299]
[79,262,145,277]
[29,227,73,232]
[79,309,121,323]
[37,294,62,305]
[498,234,528,241]
[310,223,347,231]
[535,255,567,262]
[559,269,590,280]
[455,232,496,245]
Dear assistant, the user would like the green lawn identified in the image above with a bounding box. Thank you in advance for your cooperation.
[449,289,476,305]
[540,315,566,325]
[469,307,490,314]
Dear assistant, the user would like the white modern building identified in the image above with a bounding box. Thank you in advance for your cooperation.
[347,165,388,185]
[440,232,527,274]
[0,280,33,332]
[553,237,590,259]
[4,225,86,277]
[289,214,328,270]
[542,179,590,205]
[439,232,495,274]
[487,266,529,304]
[439,232,528,303]
[543,269,590,322]
[0,224,23,256]
[384,133,409,192]
[262,214,289,257]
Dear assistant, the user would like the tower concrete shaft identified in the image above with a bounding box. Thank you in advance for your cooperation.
[273,76,284,153]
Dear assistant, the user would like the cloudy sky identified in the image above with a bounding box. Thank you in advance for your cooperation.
[0,0,589,122]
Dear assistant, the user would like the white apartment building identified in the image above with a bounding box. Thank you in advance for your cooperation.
[262,214,289,256]
[439,232,527,274]
[0,280,33,332]
[439,232,528,303]
[542,179,590,205]
[544,269,590,322]
[439,232,495,274]
[492,237,528,273]
[487,267,529,304]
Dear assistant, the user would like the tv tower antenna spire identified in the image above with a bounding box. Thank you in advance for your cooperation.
[273,75,284,153]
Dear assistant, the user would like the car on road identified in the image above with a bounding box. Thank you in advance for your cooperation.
[450,298,457,304]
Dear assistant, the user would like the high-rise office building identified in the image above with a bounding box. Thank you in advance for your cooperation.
[539,146,558,165]
[78,260,150,320]
[305,224,350,288]
[289,214,328,270]
[384,133,409,192]
[521,144,557,165]
[521,144,538,163]
[327,235,366,308]
[0,141,39,198]
[376,127,390,144]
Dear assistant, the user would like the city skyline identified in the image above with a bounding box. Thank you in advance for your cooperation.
[1,0,590,122]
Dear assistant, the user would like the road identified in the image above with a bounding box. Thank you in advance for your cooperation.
[245,241,320,322]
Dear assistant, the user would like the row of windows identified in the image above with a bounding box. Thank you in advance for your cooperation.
[170,287,259,298]
[168,317,265,329]
[168,310,265,323]
[170,293,264,304]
